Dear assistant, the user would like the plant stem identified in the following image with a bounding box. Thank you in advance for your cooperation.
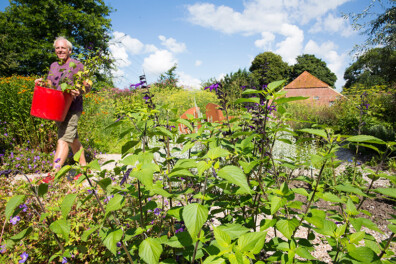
[84,173,134,263]
[191,169,210,263]
[379,232,394,259]
[22,174,65,253]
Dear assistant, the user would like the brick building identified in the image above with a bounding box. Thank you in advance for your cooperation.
[283,71,344,106]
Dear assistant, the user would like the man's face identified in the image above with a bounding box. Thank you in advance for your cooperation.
[55,40,71,61]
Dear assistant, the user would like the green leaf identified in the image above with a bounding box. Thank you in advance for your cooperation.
[88,159,101,171]
[102,229,123,255]
[49,219,70,241]
[73,148,83,162]
[335,184,367,197]
[167,206,183,221]
[10,227,33,241]
[347,135,386,144]
[139,237,163,264]
[213,226,231,249]
[241,88,263,95]
[270,196,286,215]
[217,166,252,194]
[55,165,71,180]
[205,147,230,160]
[154,126,174,138]
[238,161,258,174]
[121,140,139,155]
[235,97,261,104]
[203,256,226,264]
[349,231,365,244]
[388,224,396,233]
[346,198,359,216]
[237,232,266,254]
[299,129,327,140]
[81,226,99,242]
[276,218,299,240]
[347,246,380,263]
[5,195,25,219]
[322,192,343,203]
[97,178,112,193]
[105,194,126,215]
[260,218,277,231]
[182,203,208,240]
[38,183,48,197]
[197,161,211,177]
[275,96,308,104]
[296,247,315,260]
[217,223,250,240]
[373,188,396,198]
[61,194,78,219]
[120,154,138,166]
[177,118,194,132]
[168,169,194,178]
[268,80,286,91]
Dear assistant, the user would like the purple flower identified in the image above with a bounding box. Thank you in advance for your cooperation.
[153,208,161,216]
[0,245,5,253]
[116,242,122,247]
[54,158,61,163]
[19,252,28,263]
[62,257,68,263]
[104,195,114,203]
[175,227,184,233]
[204,83,220,92]
[10,216,21,225]
[130,81,144,88]
[19,204,28,212]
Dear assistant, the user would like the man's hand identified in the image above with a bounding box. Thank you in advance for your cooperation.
[70,89,81,97]
[35,78,44,86]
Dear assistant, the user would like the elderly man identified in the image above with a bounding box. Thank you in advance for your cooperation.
[35,36,89,179]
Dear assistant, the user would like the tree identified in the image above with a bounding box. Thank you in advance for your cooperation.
[347,0,395,52]
[0,0,112,76]
[343,47,396,88]
[291,54,337,87]
[249,52,291,85]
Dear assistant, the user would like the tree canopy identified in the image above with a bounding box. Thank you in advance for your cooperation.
[347,0,395,53]
[0,0,112,76]
[249,51,291,85]
[291,54,337,87]
[343,47,396,88]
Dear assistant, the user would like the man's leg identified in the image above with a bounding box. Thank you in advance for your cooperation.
[70,138,87,166]
[53,139,70,172]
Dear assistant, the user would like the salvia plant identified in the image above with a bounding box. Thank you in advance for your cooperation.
[1,76,395,263]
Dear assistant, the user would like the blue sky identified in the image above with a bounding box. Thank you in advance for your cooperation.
[1,0,393,91]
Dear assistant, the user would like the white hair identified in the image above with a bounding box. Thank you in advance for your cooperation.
[53,36,73,51]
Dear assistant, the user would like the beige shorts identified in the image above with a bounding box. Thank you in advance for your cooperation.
[56,111,81,143]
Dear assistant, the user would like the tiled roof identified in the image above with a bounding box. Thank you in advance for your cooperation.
[284,71,330,89]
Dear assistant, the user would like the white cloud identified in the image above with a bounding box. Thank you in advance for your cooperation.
[109,43,131,68]
[186,0,352,35]
[309,13,354,37]
[143,50,177,75]
[275,24,304,64]
[195,60,202,66]
[304,40,347,90]
[177,72,202,90]
[254,32,275,50]
[112,31,148,55]
[159,35,187,53]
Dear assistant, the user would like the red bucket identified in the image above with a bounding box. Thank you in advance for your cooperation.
[30,85,72,121]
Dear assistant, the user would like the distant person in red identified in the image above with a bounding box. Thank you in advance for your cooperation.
[35,36,89,180]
